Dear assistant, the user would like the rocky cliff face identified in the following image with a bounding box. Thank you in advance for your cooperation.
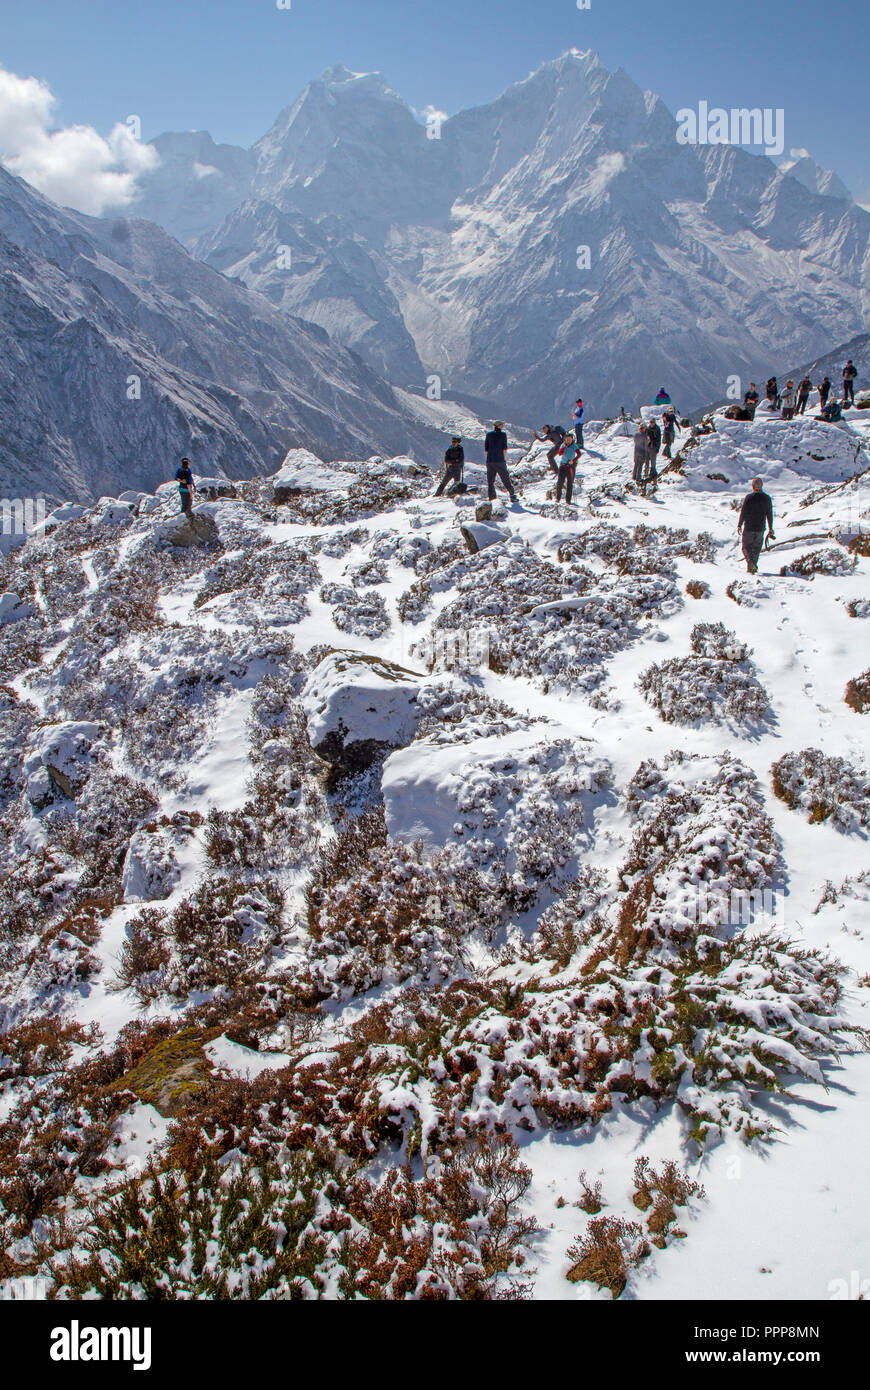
[0,164,445,505]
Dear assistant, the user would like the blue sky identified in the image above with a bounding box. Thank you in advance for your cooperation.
[0,0,866,197]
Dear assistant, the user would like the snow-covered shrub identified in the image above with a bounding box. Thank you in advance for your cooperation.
[413,682,540,745]
[639,624,769,726]
[0,684,38,810]
[320,582,390,639]
[384,735,611,911]
[432,545,678,694]
[345,557,388,588]
[370,531,432,568]
[114,909,171,1003]
[566,1217,649,1297]
[685,580,710,599]
[53,1129,533,1301]
[397,579,432,624]
[772,749,870,830]
[304,810,500,997]
[0,614,42,681]
[690,621,750,661]
[780,547,857,577]
[309,525,370,559]
[846,598,870,618]
[845,670,870,713]
[163,878,285,996]
[193,541,321,626]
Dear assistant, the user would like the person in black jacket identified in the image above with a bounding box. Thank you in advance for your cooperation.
[766,377,779,408]
[533,424,566,474]
[818,377,832,408]
[484,421,517,502]
[744,384,760,418]
[646,417,662,478]
[796,375,812,414]
[843,360,858,407]
[737,477,775,573]
[434,436,465,496]
[175,458,195,516]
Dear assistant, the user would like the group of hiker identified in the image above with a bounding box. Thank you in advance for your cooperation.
[735,359,859,423]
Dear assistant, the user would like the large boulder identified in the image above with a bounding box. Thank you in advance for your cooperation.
[460,521,510,554]
[122,826,183,902]
[154,510,219,548]
[24,721,104,806]
[0,592,34,625]
[270,449,354,503]
[300,650,426,778]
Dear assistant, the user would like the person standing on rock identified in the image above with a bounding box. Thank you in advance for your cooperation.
[661,406,680,458]
[780,381,796,420]
[533,424,566,474]
[572,399,585,450]
[766,377,779,408]
[554,431,580,505]
[842,359,858,407]
[434,436,465,496]
[818,376,832,409]
[175,458,195,516]
[654,387,671,406]
[737,476,775,575]
[796,375,812,414]
[744,384,760,418]
[485,421,518,503]
[632,423,650,487]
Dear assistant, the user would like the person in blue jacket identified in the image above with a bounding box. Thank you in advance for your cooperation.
[654,387,671,405]
[572,399,585,450]
[555,432,580,505]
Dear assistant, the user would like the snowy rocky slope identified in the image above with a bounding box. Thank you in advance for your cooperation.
[133,53,870,419]
[1,402,869,1300]
[0,164,447,507]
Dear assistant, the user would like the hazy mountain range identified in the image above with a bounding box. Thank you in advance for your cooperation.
[131,51,870,423]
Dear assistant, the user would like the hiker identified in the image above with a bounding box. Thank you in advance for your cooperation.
[796,375,812,414]
[572,399,585,450]
[654,387,671,405]
[661,406,680,458]
[175,458,195,516]
[646,415,662,477]
[780,380,796,420]
[818,377,832,408]
[484,421,518,503]
[737,477,775,574]
[533,423,566,474]
[434,436,465,496]
[819,396,843,423]
[766,377,779,408]
[554,431,580,505]
[744,384,760,418]
[632,423,650,486]
[843,359,858,406]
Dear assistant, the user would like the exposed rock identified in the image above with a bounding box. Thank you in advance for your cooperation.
[0,591,35,625]
[24,721,105,806]
[154,510,220,548]
[300,649,425,777]
[460,521,510,553]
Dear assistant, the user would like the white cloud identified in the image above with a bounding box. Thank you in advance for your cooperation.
[0,67,158,215]
[193,162,219,180]
[789,147,811,160]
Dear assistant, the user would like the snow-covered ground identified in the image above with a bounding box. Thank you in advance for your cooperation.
[1,405,869,1300]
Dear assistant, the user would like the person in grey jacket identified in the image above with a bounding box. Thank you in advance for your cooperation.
[632,424,650,486]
